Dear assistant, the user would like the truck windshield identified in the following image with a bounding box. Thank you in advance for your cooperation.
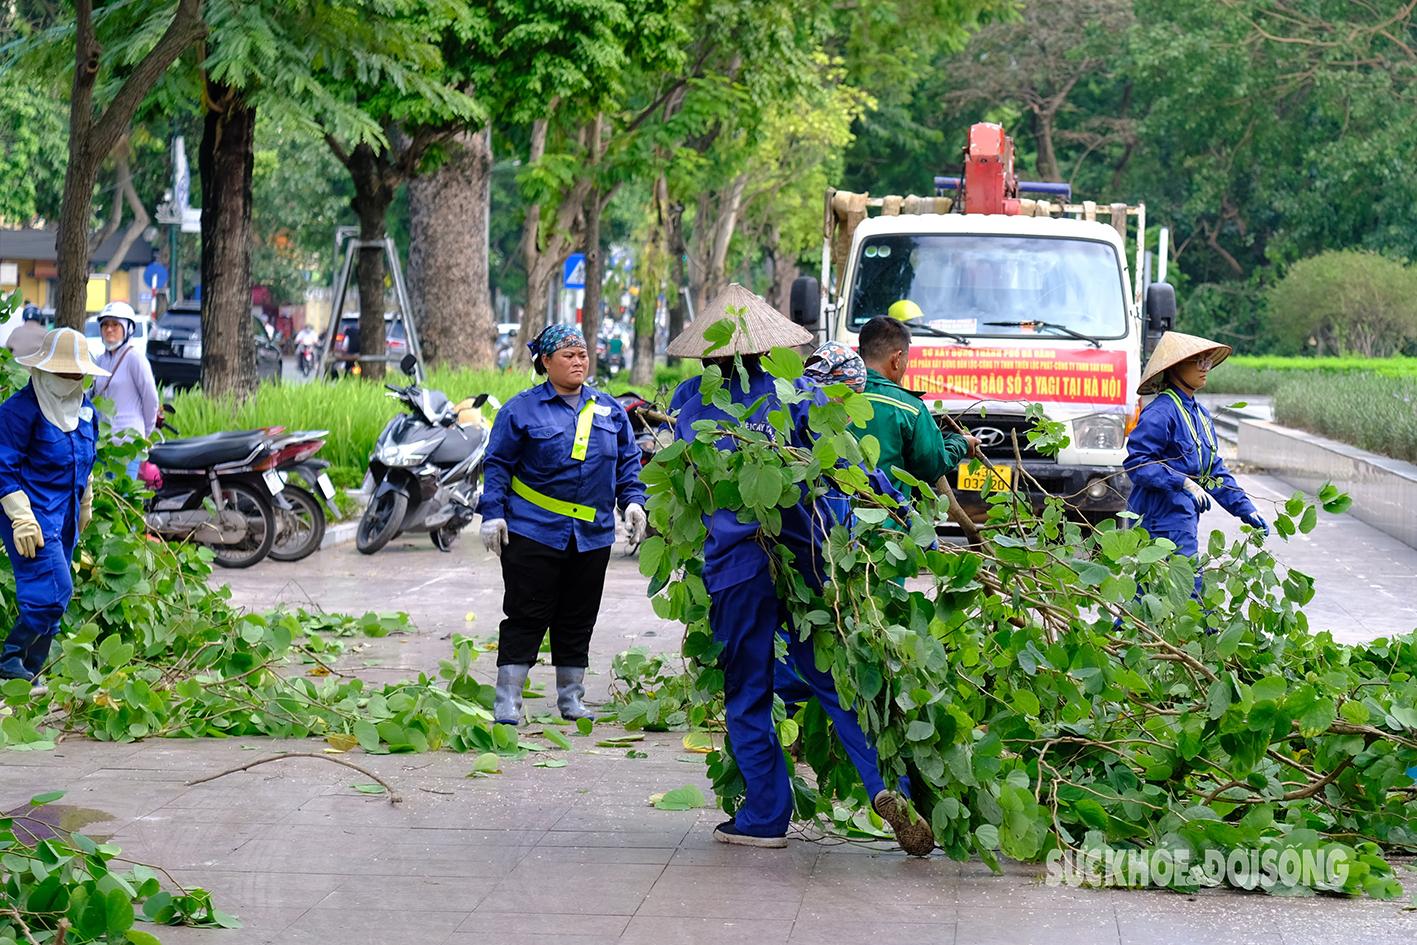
[847,235,1128,340]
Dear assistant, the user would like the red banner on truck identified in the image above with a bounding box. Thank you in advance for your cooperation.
[902,346,1129,405]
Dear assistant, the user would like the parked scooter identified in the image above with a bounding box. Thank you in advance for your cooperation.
[266,430,340,562]
[614,391,674,467]
[143,426,285,569]
[356,354,500,555]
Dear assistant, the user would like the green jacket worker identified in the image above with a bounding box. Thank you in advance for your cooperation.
[857,316,977,494]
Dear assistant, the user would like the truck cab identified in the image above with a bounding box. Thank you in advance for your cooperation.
[800,122,1176,521]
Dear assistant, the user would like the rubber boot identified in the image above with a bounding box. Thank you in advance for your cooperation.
[555,666,595,721]
[493,664,531,725]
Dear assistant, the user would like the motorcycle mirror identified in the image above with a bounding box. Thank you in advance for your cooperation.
[162,403,176,414]
[472,393,489,407]
[400,353,419,375]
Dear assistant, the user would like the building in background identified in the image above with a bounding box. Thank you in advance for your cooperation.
[0,228,157,317]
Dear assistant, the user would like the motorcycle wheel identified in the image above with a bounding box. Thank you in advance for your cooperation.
[210,482,277,569]
[356,489,407,555]
[431,526,459,552]
[268,486,327,562]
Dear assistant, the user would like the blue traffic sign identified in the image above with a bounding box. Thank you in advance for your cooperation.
[143,261,169,291]
[563,254,586,289]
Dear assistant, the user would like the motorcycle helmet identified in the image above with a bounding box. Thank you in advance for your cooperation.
[97,301,138,351]
[21,302,43,322]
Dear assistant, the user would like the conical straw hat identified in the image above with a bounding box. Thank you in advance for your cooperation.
[665,284,813,358]
[18,327,111,376]
[1137,331,1230,395]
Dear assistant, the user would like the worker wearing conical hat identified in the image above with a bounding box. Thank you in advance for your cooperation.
[1,329,109,691]
[665,285,934,856]
[1125,331,1267,590]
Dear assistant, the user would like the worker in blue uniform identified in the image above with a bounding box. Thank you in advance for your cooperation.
[665,284,935,855]
[0,328,109,690]
[1125,331,1267,593]
[477,324,648,724]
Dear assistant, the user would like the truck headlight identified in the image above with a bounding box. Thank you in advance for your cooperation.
[1072,414,1125,451]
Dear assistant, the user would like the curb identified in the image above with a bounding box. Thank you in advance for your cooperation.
[1238,418,1417,550]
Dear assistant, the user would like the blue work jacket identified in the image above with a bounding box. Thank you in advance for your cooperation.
[477,381,645,552]
[673,370,828,593]
[0,383,99,547]
[1124,385,1255,551]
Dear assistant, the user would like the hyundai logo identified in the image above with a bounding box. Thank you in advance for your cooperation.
[970,426,1006,448]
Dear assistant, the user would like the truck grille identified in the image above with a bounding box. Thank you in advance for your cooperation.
[935,412,1053,462]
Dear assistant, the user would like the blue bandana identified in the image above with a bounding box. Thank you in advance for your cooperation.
[528,324,586,360]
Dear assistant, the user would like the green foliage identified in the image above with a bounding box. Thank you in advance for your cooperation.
[1205,356,1417,395]
[639,336,1417,897]
[0,81,68,224]
[0,791,237,944]
[1271,373,1417,465]
[1264,251,1417,358]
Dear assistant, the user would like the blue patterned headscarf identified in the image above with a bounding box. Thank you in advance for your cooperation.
[803,341,867,393]
[528,324,587,363]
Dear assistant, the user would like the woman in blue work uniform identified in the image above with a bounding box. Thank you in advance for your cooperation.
[666,285,935,855]
[477,325,648,724]
[0,328,109,690]
[1126,331,1268,592]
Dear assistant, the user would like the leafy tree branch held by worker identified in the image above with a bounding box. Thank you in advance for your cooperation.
[637,327,1415,897]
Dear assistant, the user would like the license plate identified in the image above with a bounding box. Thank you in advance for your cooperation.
[262,469,285,494]
[183,344,202,359]
[316,473,336,500]
[957,462,1012,493]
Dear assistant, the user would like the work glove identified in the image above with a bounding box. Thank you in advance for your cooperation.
[624,503,648,545]
[1,491,44,559]
[480,517,508,556]
[1243,512,1270,537]
[79,477,93,532]
[1181,478,1211,514]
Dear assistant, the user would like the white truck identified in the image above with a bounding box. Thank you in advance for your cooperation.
[788,122,1177,520]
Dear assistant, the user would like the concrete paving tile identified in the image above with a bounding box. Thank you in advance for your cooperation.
[517,845,677,866]
[143,905,311,945]
[788,919,957,945]
[454,913,630,936]
[667,844,821,869]
[476,864,665,916]
[315,874,486,912]
[954,907,1119,945]
[369,842,531,877]
[162,776,333,811]
[163,869,345,911]
[618,915,795,945]
[1117,912,1283,945]
[282,907,469,944]
[539,828,692,849]
[402,826,547,847]
[796,871,956,922]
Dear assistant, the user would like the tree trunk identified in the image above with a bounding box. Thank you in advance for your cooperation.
[765,224,797,316]
[348,143,396,380]
[1035,112,1061,183]
[54,0,205,329]
[582,187,602,378]
[198,79,258,399]
[407,126,496,369]
[631,298,655,385]
[664,175,687,364]
[693,173,748,318]
[102,152,150,277]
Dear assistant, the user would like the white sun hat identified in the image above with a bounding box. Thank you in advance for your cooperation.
[17,327,112,376]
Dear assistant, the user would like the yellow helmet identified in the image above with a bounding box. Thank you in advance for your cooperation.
[888,299,923,322]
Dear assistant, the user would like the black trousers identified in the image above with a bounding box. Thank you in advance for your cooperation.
[498,531,612,668]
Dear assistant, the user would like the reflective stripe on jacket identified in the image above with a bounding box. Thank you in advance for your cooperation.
[476,381,645,552]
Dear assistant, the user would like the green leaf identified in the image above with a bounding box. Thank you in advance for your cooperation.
[351,783,386,794]
[762,346,804,380]
[469,753,501,774]
[652,785,707,810]
[576,717,594,736]
[905,720,936,742]
[544,729,573,750]
[534,759,569,768]
[29,790,65,806]
[106,886,135,935]
[127,931,165,945]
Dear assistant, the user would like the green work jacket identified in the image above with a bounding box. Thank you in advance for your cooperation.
[860,368,970,495]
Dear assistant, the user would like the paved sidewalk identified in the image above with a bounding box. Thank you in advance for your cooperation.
[4,504,1415,943]
[3,733,1414,945]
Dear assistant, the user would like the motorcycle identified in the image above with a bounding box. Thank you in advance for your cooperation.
[297,343,317,377]
[614,391,674,467]
[143,427,285,569]
[266,430,341,563]
[356,354,500,555]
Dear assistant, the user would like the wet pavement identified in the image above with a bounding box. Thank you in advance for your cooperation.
[3,482,1416,944]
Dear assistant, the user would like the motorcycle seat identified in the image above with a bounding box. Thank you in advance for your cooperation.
[431,425,484,465]
[149,430,268,469]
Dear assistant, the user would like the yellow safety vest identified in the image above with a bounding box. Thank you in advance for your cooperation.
[509,395,602,522]
[1161,388,1216,480]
